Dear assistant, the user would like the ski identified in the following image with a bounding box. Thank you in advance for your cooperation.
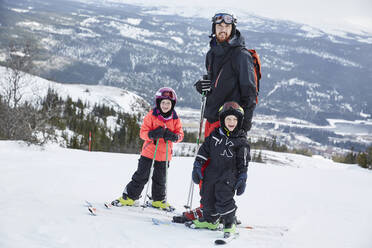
[85,200,179,218]
[151,217,176,226]
[85,201,97,216]
[104,202,113,208]
[106,198,176,212]
[214,233,239,245]
[88,206,97,216]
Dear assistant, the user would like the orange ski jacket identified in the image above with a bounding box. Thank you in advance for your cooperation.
[140,108,184,161]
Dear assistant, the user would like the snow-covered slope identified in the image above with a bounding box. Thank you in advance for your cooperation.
[0,141,371,248]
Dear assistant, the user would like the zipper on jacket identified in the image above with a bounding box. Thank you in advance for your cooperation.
[214,69,223,88]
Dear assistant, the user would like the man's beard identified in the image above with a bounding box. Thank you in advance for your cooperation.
[216,32,230,43]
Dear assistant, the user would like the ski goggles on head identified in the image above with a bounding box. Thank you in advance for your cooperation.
[161,91,174,99]
[212,13,236,24]
[219,101,244,115]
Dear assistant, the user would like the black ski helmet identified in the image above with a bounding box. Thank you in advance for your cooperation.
[218,101,244,132]
[211,12,237,38]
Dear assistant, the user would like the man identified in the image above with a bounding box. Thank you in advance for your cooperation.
[173,12,257,223]
[197,12,257,137]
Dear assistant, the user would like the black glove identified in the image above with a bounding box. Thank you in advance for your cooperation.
[192,160,203,184]
[148,126,165,140]
[194,79,212,95]
[163,128,178,142]
[234,173,247,196]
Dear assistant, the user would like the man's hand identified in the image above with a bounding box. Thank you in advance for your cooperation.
[194,79,212,95]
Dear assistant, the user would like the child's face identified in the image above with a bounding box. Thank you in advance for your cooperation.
[224,115,238,131]
[160,99,172,113]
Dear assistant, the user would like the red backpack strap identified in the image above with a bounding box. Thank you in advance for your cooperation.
[230,47,262,104]
[247,49,261,104]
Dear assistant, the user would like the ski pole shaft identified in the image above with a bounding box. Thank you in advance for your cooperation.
[185,92,207,209]
[165,140,169,204]
[142,138,160,208]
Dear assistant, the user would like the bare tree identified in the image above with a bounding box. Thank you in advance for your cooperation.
[0,41,55,144]
[1,42,33,107]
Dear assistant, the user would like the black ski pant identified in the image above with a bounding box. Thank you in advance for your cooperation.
[123,156,167,201]
[200,176,237,227]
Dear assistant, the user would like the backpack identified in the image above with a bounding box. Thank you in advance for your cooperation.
[212,47,262,104]
[233,48,262,104]
[247,49,261,104]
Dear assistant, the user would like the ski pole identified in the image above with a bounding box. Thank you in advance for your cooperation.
[185,92,207,209]
[142,138,160,209]
[164,140,169,205]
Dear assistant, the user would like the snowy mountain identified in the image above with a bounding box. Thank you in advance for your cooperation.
[1,140,371,248]
[1,0,372,125]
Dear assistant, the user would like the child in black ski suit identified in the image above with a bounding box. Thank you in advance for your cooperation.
[189,101,250,236]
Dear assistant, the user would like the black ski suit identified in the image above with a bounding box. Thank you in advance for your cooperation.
[205,29,257,132]
[195,127,250,224]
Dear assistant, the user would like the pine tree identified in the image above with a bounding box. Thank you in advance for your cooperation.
[356,152,368,168]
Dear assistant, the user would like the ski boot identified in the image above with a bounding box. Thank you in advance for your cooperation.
[151,200,175,212]
[111,194,135,207]
[223,223,236,238]
[185,218,219,230]
[173,207,203,223]
[152,200,170,209]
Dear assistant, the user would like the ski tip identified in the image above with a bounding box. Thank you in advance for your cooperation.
[88,207,97,216]
[151,218,161,225]
[214,239,227,245]
[104,202,112,209]
[214,233,238,245]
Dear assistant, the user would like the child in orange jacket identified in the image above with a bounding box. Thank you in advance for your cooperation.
[111,87,184,209]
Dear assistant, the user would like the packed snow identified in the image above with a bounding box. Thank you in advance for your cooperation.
[0,141,371,248]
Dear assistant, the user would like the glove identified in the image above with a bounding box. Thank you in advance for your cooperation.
[234,173,247,196]
[194,79,212,95]
[163,129,178,142]
[192,160,203,184]
[148,126,165,140]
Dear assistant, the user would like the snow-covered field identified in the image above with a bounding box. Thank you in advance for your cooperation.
[0,141,371,248]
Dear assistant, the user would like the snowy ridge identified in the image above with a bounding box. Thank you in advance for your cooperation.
[0,140,371,248]
[0,66,150,115]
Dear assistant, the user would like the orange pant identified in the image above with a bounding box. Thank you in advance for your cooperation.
[204,120,220,138]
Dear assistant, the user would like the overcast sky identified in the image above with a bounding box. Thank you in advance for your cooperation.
[101,0,372,34]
